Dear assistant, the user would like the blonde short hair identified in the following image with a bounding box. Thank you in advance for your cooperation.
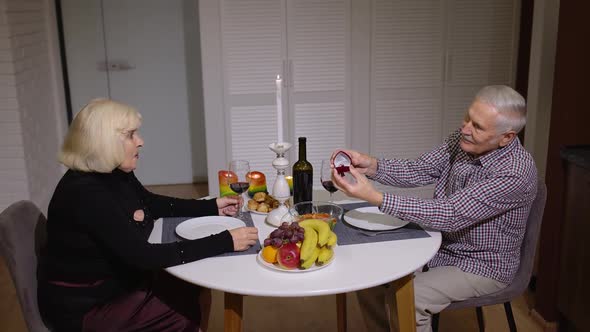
[59,99,142,172]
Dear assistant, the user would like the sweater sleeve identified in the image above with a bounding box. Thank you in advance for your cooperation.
[131,172,219,218]
[74,182,233,270]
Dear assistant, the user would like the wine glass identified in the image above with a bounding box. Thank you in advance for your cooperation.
[226,160,251,218]
[320,160,338,201]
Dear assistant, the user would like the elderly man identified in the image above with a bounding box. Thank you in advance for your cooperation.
[331,85,537,332]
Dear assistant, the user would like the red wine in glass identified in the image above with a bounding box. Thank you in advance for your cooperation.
[230,182,250,194]
[320,160,337,201]
[321,180,337,193]
[227,160,250,218]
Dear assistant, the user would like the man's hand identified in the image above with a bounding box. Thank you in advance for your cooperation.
[331,165,384,206]
[216,195,242,216]
[330,149,378,177]
[228,227,259,251]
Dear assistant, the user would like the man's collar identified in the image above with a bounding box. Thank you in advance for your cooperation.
[474,137,520,167]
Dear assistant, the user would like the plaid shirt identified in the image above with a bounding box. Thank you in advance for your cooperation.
[373,130,537,283]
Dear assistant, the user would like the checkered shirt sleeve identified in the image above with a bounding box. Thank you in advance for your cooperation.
[373,130,538,283]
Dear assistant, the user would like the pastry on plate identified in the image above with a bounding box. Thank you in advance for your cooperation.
[253,191,267,202]
[247,199,259,211]
[257,202,270,213]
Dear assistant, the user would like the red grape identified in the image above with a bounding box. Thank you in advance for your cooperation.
[271,238,282,248]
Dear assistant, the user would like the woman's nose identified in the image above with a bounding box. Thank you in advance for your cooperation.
[135,134,144,146]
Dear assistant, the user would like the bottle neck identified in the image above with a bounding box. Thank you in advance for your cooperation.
[298,141,307,161]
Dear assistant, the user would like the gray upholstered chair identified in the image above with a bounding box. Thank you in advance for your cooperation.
[432,180,547,332]
[0,200,50,332]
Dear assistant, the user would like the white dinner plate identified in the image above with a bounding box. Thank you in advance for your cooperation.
[246,206,269,215]
[256,249,334,273]
[344,206,408,231]
[175,216,245,240]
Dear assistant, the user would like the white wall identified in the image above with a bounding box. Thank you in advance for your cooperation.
[0,0,66,213]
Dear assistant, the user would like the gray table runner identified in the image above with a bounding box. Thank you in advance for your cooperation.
[162,202,429,256]
[336,202,430,245]
[162,212,261,257]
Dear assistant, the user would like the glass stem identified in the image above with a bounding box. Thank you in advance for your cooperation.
[238,195,242,217]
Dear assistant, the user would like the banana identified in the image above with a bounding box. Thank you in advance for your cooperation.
[299,226,318,263]
[299,219,330,247]
[326,231,337,248]
[300,246,320,269]
[316,246,334,266]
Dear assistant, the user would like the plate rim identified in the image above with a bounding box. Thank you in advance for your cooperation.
[256,249,334,273]
[246,206,269,215]
[175,216,246,240]
[344,206,408,231]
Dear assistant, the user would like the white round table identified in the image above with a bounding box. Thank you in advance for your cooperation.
[151,202,441,332]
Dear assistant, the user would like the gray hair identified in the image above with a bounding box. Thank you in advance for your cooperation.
[474,85,527,133]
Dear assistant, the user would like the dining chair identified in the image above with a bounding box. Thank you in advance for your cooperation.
[0,200,50,332]
[432,179,547,332]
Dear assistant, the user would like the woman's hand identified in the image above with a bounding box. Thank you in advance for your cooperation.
[228,227,259,251]
[216,195,242,216]
[330,149,378,177]
[331,165,383,206]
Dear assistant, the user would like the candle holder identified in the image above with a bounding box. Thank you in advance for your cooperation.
[266,142,292,227]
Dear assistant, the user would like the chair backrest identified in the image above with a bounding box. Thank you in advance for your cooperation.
[0,200,49,332]
[510,179,547,294]
[448,179,547,309]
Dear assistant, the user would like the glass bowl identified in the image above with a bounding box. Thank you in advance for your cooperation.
[281,201,344,230]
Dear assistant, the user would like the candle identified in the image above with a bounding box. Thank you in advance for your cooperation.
[285,175,293,195]
[276,74,283,143]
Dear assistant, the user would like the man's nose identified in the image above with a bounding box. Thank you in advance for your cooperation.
[461,122,472,135]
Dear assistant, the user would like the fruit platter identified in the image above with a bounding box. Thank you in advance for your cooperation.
[258,220,337,272]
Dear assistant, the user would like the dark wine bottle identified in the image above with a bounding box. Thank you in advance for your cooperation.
[292,137,313,204]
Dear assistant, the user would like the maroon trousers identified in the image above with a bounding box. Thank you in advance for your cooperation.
[81,272,203,332]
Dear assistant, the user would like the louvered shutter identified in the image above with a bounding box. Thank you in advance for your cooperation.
[371,0,443,198]
[288,0,350,189]
[221,0,284,186]
[202,0,519,197]
[443,0,518,137]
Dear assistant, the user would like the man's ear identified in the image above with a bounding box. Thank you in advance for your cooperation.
[499,131,516,147]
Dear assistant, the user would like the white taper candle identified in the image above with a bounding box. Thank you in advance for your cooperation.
[276,74,283,143]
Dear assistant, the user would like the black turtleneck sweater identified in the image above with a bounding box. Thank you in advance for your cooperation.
[38,168,233,327]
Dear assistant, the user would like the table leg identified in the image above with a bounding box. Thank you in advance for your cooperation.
[224,292,243,332]
[336,293,347,332]
[392,274,416,332]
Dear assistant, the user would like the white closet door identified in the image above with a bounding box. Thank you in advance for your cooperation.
[288,0,351,189]
[101,0,196,185]
[63,0,199,185]
[221,0,285,186]
[371,0,444,198]
[443,0,519,137]
[61,0,109,113]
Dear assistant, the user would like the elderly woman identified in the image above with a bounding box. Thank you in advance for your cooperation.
[37,99,258,331]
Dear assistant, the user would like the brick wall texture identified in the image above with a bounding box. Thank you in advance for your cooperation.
[0,0,66,213]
